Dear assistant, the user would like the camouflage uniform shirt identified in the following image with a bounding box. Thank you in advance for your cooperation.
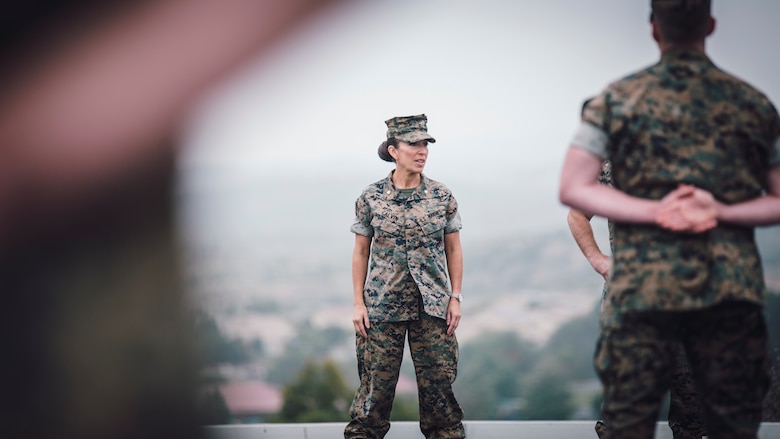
[599,160,615,255]
[351,172,462,322]
[571,49,780,322]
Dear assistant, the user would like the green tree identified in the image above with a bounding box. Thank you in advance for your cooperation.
[541,301,600,381]
[456,331,537,419]
[194,310,252,365]
[521,366,575,420]
[390,395,419,421]
[266,322,349,385]
[271,359,352,423]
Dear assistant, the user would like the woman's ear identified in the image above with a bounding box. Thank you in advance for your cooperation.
[388,144,398,160]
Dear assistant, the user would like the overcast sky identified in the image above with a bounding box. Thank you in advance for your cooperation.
[177,0,780,243]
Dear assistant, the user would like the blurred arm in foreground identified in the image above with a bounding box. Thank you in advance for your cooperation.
[0,0,340,244]
[0,1,343,438]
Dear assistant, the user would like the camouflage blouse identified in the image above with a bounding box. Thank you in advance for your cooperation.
[578,49,780,321]
[599,160,615,256]
[351,172,462,322]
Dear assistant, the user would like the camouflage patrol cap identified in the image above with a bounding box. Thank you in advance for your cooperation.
[385,114,436,143]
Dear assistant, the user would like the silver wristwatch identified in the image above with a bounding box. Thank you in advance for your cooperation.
[451,293,463,303]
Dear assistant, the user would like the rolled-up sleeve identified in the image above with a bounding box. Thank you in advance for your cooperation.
[350,193,374,237]
[443,194,462,234]
[570,122,609,159]
[572,94,610,159]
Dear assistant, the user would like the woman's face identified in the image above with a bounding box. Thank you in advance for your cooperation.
[391,140,429,174]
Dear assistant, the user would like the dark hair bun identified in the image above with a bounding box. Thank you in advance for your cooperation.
[378,140,394,162]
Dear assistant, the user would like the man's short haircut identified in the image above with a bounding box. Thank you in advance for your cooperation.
[651,0,712,44]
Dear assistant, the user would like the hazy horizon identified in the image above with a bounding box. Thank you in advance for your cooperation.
[177,0,780,251]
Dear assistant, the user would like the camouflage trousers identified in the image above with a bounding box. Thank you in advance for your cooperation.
[595,344,706,439]
[597,284,706,439]
[344,313,465,439]
[595,301,769,439]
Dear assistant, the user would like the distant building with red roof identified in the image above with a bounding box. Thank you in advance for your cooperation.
[218,381,282,423]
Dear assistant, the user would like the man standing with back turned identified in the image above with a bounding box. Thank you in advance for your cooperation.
[567,160,707,439]
[559,1,780,438]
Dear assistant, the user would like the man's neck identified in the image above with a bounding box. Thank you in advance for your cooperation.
[659,40,706,54]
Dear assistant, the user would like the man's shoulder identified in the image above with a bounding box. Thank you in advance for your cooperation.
[719,69,779,112]
[601,64,659,96]
[700,63,780,126]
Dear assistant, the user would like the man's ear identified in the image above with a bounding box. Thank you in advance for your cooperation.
[706,16,716,37]
[651,20,661,44]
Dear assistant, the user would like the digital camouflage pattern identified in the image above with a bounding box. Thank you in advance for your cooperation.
[348,170,463,437]
[667,343,707,439]
[598,160,615,255]
[577,47,778,439]
[385,114,437,144]
[594,342,706,439]
[596,163,706,439]
[345,312,464,439]
[597,160,616,324]
[581,50,780,322]
[594,302,769,439]
[351,172,461,322]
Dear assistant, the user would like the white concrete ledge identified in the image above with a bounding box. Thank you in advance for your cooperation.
[205,421,780,438]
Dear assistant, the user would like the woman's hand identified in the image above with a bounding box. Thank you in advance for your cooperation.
[352,303,370,338]
[446,298,461,336]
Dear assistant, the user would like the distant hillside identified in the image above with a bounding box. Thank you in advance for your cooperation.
[178,168,780,304]
[464,229,605,297]
[464,224,780,295]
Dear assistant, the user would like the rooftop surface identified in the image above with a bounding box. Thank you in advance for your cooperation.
[205,421,780,438]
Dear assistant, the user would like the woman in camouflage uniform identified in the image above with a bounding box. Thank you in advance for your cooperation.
[344,114,465,439]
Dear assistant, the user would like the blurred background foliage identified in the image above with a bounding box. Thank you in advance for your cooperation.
[196,290,780,423]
